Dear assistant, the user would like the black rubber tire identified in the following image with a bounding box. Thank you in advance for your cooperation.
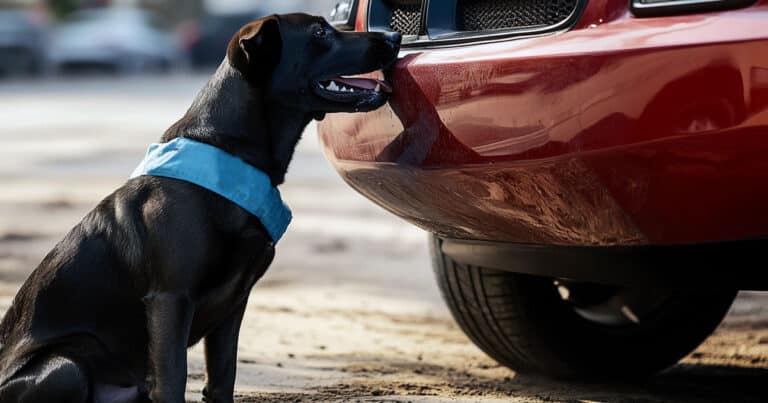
[431,235,737,378]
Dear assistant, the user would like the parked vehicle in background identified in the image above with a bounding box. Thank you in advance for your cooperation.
[47,7,180,74]
[183,10,265,69]
[320,0,768,379]
[0,9,47,77]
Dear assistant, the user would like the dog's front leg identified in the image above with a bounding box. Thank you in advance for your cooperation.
[202,301,247,403]
[144,292,195,403]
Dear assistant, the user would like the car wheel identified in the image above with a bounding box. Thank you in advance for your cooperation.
[431,234,736,378]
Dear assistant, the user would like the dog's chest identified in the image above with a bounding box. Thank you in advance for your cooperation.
[189,230,275,343]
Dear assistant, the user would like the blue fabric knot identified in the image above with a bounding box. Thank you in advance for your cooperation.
[131,137,292,243]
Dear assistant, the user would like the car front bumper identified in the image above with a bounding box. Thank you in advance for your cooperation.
[318,3,768,247]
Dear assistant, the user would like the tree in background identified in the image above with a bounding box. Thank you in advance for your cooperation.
[40,0,202,23]
[140,0,203,26]
[46,0,78,18]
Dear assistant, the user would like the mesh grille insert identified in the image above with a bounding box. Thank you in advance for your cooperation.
[458,0,578,32]
[388,0,423,36]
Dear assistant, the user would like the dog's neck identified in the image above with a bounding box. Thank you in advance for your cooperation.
[163,61,311,186]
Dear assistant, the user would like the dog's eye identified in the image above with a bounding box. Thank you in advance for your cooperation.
[313,27,327,39]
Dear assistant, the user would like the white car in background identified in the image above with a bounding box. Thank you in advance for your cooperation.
[47,7,180,74]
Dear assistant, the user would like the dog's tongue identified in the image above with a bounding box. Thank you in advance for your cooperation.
[335,77,392,93]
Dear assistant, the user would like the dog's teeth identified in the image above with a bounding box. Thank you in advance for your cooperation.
[328,81,339,91]
[374,83,381,92]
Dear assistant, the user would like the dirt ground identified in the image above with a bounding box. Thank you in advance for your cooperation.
[1,74,767,402]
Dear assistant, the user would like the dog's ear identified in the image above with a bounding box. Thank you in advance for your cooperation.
[228,16,282,83]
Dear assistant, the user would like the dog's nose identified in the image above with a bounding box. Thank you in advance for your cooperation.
[384,31,402,48]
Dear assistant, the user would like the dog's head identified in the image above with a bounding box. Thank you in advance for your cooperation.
[228,13,401,116]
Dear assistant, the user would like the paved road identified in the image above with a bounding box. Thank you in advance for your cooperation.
[0,74,766,402]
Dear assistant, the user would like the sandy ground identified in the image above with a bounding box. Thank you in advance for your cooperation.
[0,74,767,402]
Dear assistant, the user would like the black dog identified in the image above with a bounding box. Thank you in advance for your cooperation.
[0,14,400,403]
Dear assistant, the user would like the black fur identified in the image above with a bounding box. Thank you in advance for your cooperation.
[0,14,400,403]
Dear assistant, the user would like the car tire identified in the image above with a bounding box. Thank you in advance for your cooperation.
[431,234,737,379]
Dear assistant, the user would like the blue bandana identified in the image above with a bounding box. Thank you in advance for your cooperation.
[131,137,292,243]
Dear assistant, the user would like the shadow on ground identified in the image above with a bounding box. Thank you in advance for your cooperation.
[230,359,768,402]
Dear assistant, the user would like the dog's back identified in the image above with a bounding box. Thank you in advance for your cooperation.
[0,175,276,393]
[0,186,152,388]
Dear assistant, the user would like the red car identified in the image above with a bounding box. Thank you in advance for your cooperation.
[321,0,768,377]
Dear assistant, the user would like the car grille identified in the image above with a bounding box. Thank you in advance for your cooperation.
[368,0,583,46]
[388,0,422,36]
[458,0,579,31]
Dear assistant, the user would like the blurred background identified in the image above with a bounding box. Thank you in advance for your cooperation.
[0,0,338,76]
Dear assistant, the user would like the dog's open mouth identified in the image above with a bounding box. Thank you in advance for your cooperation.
[313,76,392,103]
